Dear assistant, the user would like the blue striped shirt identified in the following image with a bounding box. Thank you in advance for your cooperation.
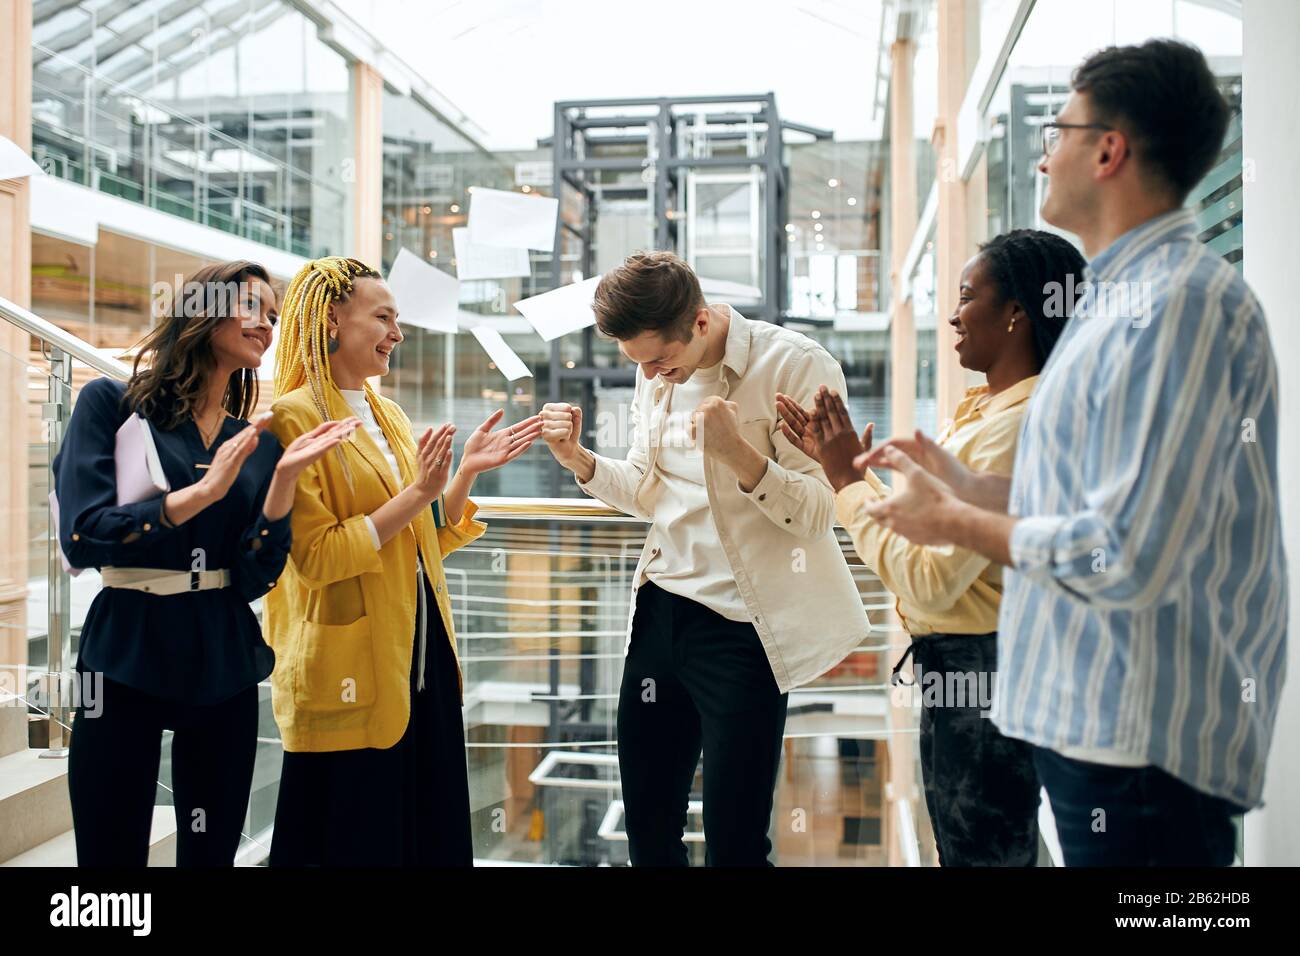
[995,208,1288,808]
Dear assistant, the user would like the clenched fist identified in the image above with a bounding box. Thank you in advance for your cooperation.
[690,396,744,461]
[540,402,583,467]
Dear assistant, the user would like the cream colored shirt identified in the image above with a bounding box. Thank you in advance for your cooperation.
[642,359,748,621]
[576,305,869,693]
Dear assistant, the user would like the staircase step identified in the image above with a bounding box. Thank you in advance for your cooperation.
[0,695,27,758]
[0,748,72,861]
[2,806,177,867]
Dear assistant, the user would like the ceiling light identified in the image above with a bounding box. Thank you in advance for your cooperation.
[828,178,839,188]
[811,210,821,219]
[847,196,857,206]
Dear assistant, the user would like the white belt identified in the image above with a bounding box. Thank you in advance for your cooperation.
[101,567,232,596]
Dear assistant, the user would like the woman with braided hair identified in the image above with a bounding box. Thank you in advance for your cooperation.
[263,256,542,866]
[777,229,1087,866]
[54,260,355,866]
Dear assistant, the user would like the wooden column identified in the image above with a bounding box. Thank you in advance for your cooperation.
[888,37,917,445]
[351,60,384,268]
[0,0,33,698]
[932,0,980,425]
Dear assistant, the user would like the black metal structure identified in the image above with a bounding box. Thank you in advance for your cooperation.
[543,93,831,495]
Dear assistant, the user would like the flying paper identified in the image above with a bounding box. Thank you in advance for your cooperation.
[453,227,531,281]
[0,136,45,181]
[471,326,533,381]
[513,275,602,342]
[386,247,459,333]
[467,186,559,251]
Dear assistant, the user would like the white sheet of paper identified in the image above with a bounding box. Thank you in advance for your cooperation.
[470,326,533,381]
[467,186,559,251]
[386,247,460,333]
[513,275,603,342]
[453,227,531,281]
[0,136,45,180]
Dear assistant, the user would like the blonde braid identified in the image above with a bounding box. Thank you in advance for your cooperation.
[274,256,393,489]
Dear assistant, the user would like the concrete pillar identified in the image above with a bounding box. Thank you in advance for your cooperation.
[1242,0,1300,866]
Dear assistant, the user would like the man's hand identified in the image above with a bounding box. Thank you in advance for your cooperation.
[540,402,596,482]
[691,397,743,459]
[860,445,963,546]
[858,429,1010,512]
[692,396,767,492]
[541,402,582,465]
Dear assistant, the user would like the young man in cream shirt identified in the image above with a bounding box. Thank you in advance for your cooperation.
[540,251,868,866]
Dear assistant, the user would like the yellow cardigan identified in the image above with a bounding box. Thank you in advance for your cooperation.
[264,383,486,752]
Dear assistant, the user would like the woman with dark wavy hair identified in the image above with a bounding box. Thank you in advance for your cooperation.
[53,259,357,866]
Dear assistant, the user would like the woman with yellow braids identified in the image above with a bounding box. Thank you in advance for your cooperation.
[264,256,542,866]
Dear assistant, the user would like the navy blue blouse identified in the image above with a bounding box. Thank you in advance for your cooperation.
[53,377,291,706]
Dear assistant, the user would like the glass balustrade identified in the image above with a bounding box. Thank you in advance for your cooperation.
[2,302,936,866]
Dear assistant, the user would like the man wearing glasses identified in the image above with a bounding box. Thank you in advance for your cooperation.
[856,39,1286,865]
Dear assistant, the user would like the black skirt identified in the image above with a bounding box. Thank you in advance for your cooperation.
[269,577,473,866]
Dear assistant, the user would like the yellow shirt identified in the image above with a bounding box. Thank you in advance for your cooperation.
[264,383,486,752]
[834,376,1038,636]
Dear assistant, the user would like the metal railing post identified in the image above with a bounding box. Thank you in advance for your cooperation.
[41,345,73,757]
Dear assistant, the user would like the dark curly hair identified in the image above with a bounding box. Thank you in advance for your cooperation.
[976,230,1088,368]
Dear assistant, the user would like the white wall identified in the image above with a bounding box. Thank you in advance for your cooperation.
[1242,0,1300,866]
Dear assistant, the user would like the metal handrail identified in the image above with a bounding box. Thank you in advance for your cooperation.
[0,295,132,381]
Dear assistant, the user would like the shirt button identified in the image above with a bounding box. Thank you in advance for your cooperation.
[71,533,80,541]
[143,523,152,531]
[436,583,442,595]
[758,493,766,501]
[267,581,276,589]
[260,529,269,537]
[784,517,791,524]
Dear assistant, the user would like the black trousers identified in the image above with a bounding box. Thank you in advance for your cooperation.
[68,662,259,867]
[1032,745,1246,866]
[900,631,1041,867]
[269,577,473,867]
[617,579,788,867]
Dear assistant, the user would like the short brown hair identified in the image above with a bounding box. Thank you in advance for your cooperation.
[1071,40,1229,202]
[593,251,704,343]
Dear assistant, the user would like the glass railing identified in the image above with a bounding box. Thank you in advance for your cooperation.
[0,294,936,866]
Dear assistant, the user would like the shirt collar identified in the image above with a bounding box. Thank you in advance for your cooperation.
[717,303,752,378]
[1086,207,1198,284]
[955,375,1039,423]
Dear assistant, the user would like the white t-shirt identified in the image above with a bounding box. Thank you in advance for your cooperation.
[641,360,748,621]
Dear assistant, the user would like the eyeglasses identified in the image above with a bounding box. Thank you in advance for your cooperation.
[1038,121,1115,156]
